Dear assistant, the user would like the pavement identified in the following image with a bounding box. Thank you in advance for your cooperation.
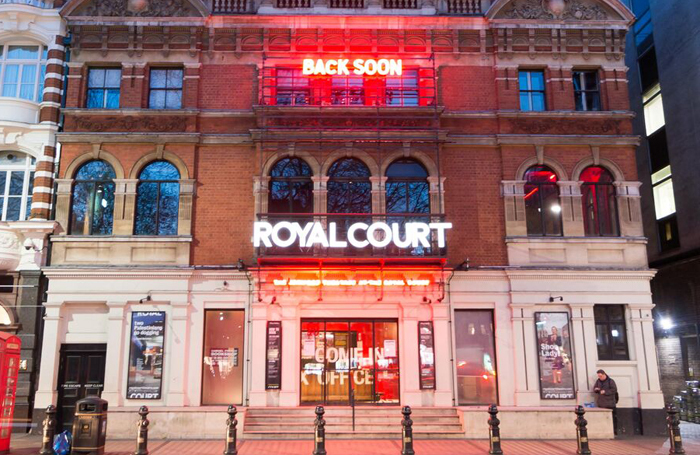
[6,423,700,455]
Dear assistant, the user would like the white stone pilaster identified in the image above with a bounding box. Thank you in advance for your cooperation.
[102,301,127,406]
[510,304,540,405]
[34,303,63,408]
[248,303,269,406]
[166,301,191,406]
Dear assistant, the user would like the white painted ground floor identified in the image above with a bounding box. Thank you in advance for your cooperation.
[32,267,666,437]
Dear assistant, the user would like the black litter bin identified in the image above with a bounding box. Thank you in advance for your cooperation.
[70,396,108,455]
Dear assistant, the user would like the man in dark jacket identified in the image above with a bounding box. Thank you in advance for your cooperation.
[593,369,618,434]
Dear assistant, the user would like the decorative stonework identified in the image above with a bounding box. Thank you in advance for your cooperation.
[80,0,198,17]
[70,116,190,133]
[506,118,624,135]
[504,0,608,20]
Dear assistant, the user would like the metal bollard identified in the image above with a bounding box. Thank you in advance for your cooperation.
[666,403,686,454]
[39,405,57,455]
[134,406,150,455]
[312,405,327,455]
[224,405,238,455]
[488,404,503,455]
[401,406,415,455]
[574,405,592,455]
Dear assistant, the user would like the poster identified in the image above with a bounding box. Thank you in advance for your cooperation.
[535,312,575,399]
[418,321,436,390]
[127,312,165,400]
[266,321,282,390]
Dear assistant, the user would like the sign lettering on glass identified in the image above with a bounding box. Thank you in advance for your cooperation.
[266,321,282,390]
[535,312,576,400]
[418,321,436,390]
[302,59,402,76]
[127,311,166,400]
[253,221,451,249]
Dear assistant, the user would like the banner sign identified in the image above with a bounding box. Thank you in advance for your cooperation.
[535,312,575,399]
[266,321,282,390]
[418,321,436,390]
[253,221,451,249]
[127,312,165,400]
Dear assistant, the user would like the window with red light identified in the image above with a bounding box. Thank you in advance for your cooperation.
[273,67,429,106]
[580,166,619,237]
[524,165,562,236]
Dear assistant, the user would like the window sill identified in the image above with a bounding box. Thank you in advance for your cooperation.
[50,235,192,243]
[63,108,199,116]
[506,236,646,244]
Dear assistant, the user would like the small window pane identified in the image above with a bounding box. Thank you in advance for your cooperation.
[166,69,183,88]
[653,177,676,220]
[165,90,182,109]
[134,182,158,235]
[88,69,105,88]
[531,93,546,111]
[530,72,545,90]
[8,172,24,195]
[454,310,498,405]
[105,69,121,88]
[5,198,20,221]
[149,90,165,109]
[86,90,104,109]
[150,70,167,89]
[644,90,665,135]
[7,46,38,60]
[518,71,528,90]
[140,161,180,180]
[519,93,531,111]
[2,65,19,97]
[105,89,120,109]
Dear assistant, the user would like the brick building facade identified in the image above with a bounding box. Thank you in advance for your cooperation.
[33,0,665,439]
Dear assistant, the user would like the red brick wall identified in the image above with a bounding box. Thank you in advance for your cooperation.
[439,66,497,111]
[200,65,257,110]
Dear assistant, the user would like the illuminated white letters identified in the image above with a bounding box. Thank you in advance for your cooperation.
[302,59,402,77]
[253,221,452,249]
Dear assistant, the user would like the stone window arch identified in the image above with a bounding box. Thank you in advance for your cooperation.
[385,158,430,215]
[580,166,619,237]
[268,157,314,214]
[134,161,181,236]
[69,160,116,235]
[523,165,563,237]
[326,158,372,214]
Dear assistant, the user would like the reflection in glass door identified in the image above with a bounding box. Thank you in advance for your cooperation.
[300,320,399,405]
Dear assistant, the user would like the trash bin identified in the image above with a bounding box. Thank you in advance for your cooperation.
[679,390,689,421]
[70,396,108,455]
[692,388,700,424]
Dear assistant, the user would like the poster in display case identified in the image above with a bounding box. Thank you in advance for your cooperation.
[266,321,282,390]
[535,312,576,399]
[127,312,165,400]
[418,321,436,390]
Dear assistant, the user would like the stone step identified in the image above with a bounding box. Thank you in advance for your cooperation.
[242,429,466,440]
[245,415,461,424]
[245,422,463,430]
[245,407,458,416]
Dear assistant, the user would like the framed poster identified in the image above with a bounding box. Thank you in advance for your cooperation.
[127,311,165,400]
[535,312,575,399]
[418,321,436,390]
[265,321,282,390]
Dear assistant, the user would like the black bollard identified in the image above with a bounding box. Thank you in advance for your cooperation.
[312,405,327,455]
[666,403,686,454]
[401,406,415,455]
[224,405,238,455]
[134,406,150,455]
[488,404,504,455]
[575,405,592,455]
[39,405,57,455]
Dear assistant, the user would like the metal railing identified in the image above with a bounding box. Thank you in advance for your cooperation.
[276,0,311,6]
[383,0,418,8]
[446,0,482,14]
[255,213,448,258]
[212,0,248,13]
[329,0,364,7]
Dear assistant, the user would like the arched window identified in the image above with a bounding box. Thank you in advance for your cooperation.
[135,161,180,235]
[581,166,619,237]
[385,159,430,214]
[0,151,35,221]
[524,165,562,236]
[70,160,116,235]
[268,157,313,213]
[327,158,371,214]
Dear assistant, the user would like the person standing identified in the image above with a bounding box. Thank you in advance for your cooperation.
[593,369,618,435]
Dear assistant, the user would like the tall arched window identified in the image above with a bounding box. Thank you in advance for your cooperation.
[385,159,430,214]
[524,165,562,236]
[0,151,35,221]
[268,157,313,213]
[327,158,371,214]
[581,166,619,237]
[70,160,116,235]
[135,161,180,235]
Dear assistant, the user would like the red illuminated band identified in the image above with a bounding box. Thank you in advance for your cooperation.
[302,58,403,76]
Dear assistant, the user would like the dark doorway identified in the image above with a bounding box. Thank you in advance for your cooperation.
[56,344,106,433]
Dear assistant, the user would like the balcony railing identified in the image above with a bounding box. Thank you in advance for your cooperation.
[255,213,448,259]
[0,0,53,7]
[383,0,418,8]
[329,0,364,7]
[276,0,311,6]
[446,0,481,14]
[212,0,248,13]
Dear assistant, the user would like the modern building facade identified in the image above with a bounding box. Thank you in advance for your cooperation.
[33,0,665,439]
[0,0,64,431]
[623,0,700,405]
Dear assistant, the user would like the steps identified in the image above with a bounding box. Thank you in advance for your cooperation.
[243,406,464,439]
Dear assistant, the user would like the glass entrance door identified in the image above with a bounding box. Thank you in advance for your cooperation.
[300,320,399,405]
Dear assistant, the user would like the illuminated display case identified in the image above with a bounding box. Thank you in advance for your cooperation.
[0,333,20,453]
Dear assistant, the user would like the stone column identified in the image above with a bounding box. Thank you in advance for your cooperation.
[432,304,453,406]
[253,175,270,216]
[248,302,269,406]
[166,301,191,406]
[510,303,540,405]
[501,181,527,236]
[615,182,644,237]
[113,179,138,235]
[178,179,196,235]
[569,304,599,404]
[14,271,41,431]
[279,303,300,406]
[34,302,63,410]
[54,179,73,234]
[427,176,446,214]
[316,176,328,213]
[558,181,584,236]
[370,176,382,215]
[102,302,127,406]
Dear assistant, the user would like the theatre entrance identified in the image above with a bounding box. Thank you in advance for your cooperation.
[300,320,399,405]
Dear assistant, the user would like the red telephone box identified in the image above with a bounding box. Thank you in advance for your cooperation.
[0,333,20,453]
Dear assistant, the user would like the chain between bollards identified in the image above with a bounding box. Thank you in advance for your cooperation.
[224,405,238,455]
[39,405,56,455]
[488,404,503,455]
[575,405,592,455]
[312,405,327,455]
[401,406,415,455]
[134,406,150,455]
[666,403,686,454]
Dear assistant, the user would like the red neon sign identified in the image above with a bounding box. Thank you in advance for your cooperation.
[302,58,403,76]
